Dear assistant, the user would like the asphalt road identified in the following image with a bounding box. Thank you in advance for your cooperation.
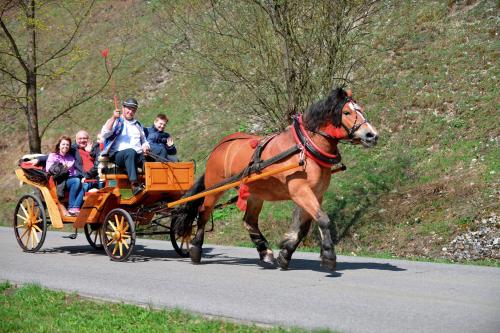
[1,226,499,332]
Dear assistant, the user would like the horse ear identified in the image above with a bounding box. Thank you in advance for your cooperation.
[346,89,352,97]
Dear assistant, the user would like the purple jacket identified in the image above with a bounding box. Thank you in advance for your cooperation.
[45,153,77,177]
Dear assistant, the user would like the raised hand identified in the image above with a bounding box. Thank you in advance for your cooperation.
[166,137,174,147]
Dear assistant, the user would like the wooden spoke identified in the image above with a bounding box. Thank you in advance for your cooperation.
[19,227,29,241]
[16,214,28,223]
[122,240,129,250]
[108,220,117,231]
[33,225,42,233]
[106,238,115,246]
[112,242,118,255]
[119,241,123,257]
[33,230,39,244]
[93,231,98,244]
[114,214,120,226]
[30,229,35,248]
[28,200,34,216]
[19,202,28,218]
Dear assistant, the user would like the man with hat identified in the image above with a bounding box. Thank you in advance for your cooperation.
[100,97,150,195]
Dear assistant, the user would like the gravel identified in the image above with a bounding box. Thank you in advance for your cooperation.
[442,214,500,261]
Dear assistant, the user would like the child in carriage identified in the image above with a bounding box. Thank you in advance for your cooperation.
[144,114,178,162]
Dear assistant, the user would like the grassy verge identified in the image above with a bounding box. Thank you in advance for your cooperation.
[0,282,331,333]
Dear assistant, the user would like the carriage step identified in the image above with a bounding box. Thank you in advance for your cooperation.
[63,230,78,239]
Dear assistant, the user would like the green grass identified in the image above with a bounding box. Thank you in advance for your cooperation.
[0,283,328,333]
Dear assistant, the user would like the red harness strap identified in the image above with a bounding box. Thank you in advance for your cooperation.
[291,114,340,168]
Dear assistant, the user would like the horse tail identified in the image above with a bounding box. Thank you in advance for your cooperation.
[173,173,206,237]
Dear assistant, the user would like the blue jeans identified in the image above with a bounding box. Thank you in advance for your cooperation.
[66,177,84,209]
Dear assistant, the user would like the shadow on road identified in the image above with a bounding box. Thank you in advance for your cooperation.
[41,244,189,263]
[39,244,406,276]
[198,248,407,277]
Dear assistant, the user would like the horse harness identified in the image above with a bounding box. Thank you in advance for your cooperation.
[203,97,361,191]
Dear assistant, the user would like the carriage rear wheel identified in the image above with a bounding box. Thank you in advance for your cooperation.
[170,217,193,258]
[84,223,103,250]
[101,208,135,261]
[14,194,47,252]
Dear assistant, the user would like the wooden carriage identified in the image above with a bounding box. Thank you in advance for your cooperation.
[14,161,196,261]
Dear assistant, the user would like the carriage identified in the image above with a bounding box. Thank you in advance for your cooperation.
[14,161,198,261]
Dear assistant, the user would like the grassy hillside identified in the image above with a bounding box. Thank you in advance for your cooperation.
[0,0,498,263]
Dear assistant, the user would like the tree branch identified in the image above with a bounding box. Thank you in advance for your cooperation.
[0,17,28,73]
[36,0,96,69]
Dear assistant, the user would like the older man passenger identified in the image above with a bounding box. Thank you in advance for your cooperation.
[100,98,150,195]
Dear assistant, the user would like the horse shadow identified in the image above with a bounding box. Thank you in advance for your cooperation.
[196,248,406,277]
[40,244,406,276]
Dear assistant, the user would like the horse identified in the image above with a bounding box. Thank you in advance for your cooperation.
[176,88,378,270]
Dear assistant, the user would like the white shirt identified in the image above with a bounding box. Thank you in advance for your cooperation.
[101,118,149,155]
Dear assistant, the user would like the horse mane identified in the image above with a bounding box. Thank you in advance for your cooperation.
[303,88,348,131]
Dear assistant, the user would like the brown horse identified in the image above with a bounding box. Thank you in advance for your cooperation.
[176,88,378,270]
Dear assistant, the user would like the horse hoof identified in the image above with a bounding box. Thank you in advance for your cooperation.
[276,253,289,270]
[320,257,337,271]
[189,246,202,264]
[259,252,277,268]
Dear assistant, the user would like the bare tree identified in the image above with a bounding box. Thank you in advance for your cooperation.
[0,0,117,153]
[152,0,380,131]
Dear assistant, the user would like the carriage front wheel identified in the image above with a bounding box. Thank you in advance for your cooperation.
[101,208,135,261]
[14,194,47,252]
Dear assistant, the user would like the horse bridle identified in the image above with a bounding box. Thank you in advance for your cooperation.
[315,97,368,141]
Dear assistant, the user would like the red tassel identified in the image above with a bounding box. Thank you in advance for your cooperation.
[236,184,250,211]
[249,139,258,149]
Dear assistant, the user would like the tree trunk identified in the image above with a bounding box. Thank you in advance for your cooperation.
[25,0,41,153]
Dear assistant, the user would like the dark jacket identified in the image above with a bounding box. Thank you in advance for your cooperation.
[144,126,177,155]
[70,143,101,178]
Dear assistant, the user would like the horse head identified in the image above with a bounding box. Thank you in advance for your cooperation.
[303,88,379,147]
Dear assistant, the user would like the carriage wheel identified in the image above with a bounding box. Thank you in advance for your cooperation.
[14,194,47,253]
[101,208,135,262]
[84,223,103,250]
[170,217,193,258]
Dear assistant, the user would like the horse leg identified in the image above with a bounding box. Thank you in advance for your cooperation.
[189,212,207,264]
[276,205,312,270]
[243,195,275,265]
[284,189,337,271]
[189,193,222,264]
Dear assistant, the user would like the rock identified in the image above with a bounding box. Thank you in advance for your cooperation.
[442,214,500,261]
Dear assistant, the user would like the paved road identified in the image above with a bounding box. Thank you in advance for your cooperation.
[1,227,499,332]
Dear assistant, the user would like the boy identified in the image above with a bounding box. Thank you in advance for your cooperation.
[144,114,178,162]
